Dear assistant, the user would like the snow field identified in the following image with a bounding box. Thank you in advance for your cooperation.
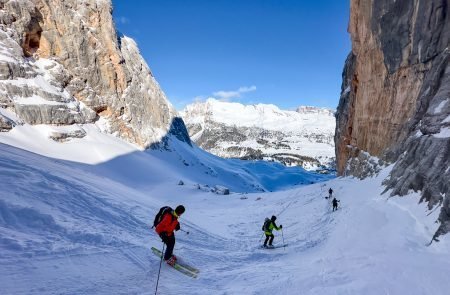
[0,125,449,294]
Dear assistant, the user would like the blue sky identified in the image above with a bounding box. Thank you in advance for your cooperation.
[112,0,350,110]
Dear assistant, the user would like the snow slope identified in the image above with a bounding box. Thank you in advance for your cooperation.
[1,125,449,295]
[0,123,329,193]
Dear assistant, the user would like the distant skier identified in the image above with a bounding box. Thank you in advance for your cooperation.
[154,205,185,266]
[328,188,333,199]
[262,215,282,248]
[332,198,340,211]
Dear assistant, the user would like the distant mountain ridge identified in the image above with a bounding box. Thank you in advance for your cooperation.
[180,98,336,170]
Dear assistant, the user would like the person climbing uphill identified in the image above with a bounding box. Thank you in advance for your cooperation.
[154,205,185,266]
[262,215,282,248]
[332,198,340,211]
[328,188,333,199]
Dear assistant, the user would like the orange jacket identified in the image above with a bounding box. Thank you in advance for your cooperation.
[155,212,179,236]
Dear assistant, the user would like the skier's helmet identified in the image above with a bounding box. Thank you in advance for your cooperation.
[175,205,185,216]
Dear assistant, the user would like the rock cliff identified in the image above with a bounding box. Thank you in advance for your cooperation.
[336,0,450,237]
[0,0,187,147]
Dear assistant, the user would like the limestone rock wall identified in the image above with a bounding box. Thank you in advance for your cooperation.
[0,0,182,147]
[335,0,450,237]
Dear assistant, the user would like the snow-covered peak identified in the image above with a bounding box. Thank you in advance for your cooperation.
[181,98,336,170]
[296,105,335,116]
[181,98,335,133]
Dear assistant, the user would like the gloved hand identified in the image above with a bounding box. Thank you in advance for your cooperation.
[280,225,283,229]
[175,223,180,231]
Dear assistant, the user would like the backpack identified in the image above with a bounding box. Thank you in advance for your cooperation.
[262,218,271,231]
[153,206,173,228]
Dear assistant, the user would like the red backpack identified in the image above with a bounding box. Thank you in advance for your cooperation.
[153,206,172,228]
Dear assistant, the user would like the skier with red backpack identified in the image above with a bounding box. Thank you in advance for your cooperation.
[153,205,185,266]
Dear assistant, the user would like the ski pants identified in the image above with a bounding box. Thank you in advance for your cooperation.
[264,233,274,246]
[161,233,175,260]
[333,204,338,211]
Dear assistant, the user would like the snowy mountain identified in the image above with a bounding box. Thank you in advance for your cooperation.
[181,98,336,170]
[0,0,449,294]
[1,128,449,294]
[0,0,181,148]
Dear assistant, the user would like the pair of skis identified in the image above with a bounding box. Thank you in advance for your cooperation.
[261,244,288,249]
[152,242,287,278]
[151,247,199,278]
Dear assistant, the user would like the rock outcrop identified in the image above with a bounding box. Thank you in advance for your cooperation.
[0,112,13,131]
[336,0,450,237]
[0,0,185,147]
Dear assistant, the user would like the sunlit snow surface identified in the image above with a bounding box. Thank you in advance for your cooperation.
[0,124,449,295]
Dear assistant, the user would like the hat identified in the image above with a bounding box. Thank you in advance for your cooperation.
[175,205,185,215]
[271,215,277,221]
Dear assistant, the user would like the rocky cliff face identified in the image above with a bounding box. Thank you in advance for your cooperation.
[181,99,336,170]
[336,0,450,237]
[0,0,187,147]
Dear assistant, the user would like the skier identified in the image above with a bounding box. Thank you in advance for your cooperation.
[155,205,185,266]
[328,188,333,199]
[332,198,340,211]
[262,215,282,248]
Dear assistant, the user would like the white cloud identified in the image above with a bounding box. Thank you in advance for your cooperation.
[212,85,256,101]
[187,86,257,109]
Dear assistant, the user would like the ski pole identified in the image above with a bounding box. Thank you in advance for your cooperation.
[258,233,264,243]
[281,228,286,251]
[180,228,190,235]
[155,242,165,295]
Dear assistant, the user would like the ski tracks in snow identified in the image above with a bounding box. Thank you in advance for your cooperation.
[154,185,342,294]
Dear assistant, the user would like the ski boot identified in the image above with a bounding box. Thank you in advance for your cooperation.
[166,255,177,266]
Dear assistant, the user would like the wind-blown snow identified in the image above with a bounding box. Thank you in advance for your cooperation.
[0,124,449,295]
